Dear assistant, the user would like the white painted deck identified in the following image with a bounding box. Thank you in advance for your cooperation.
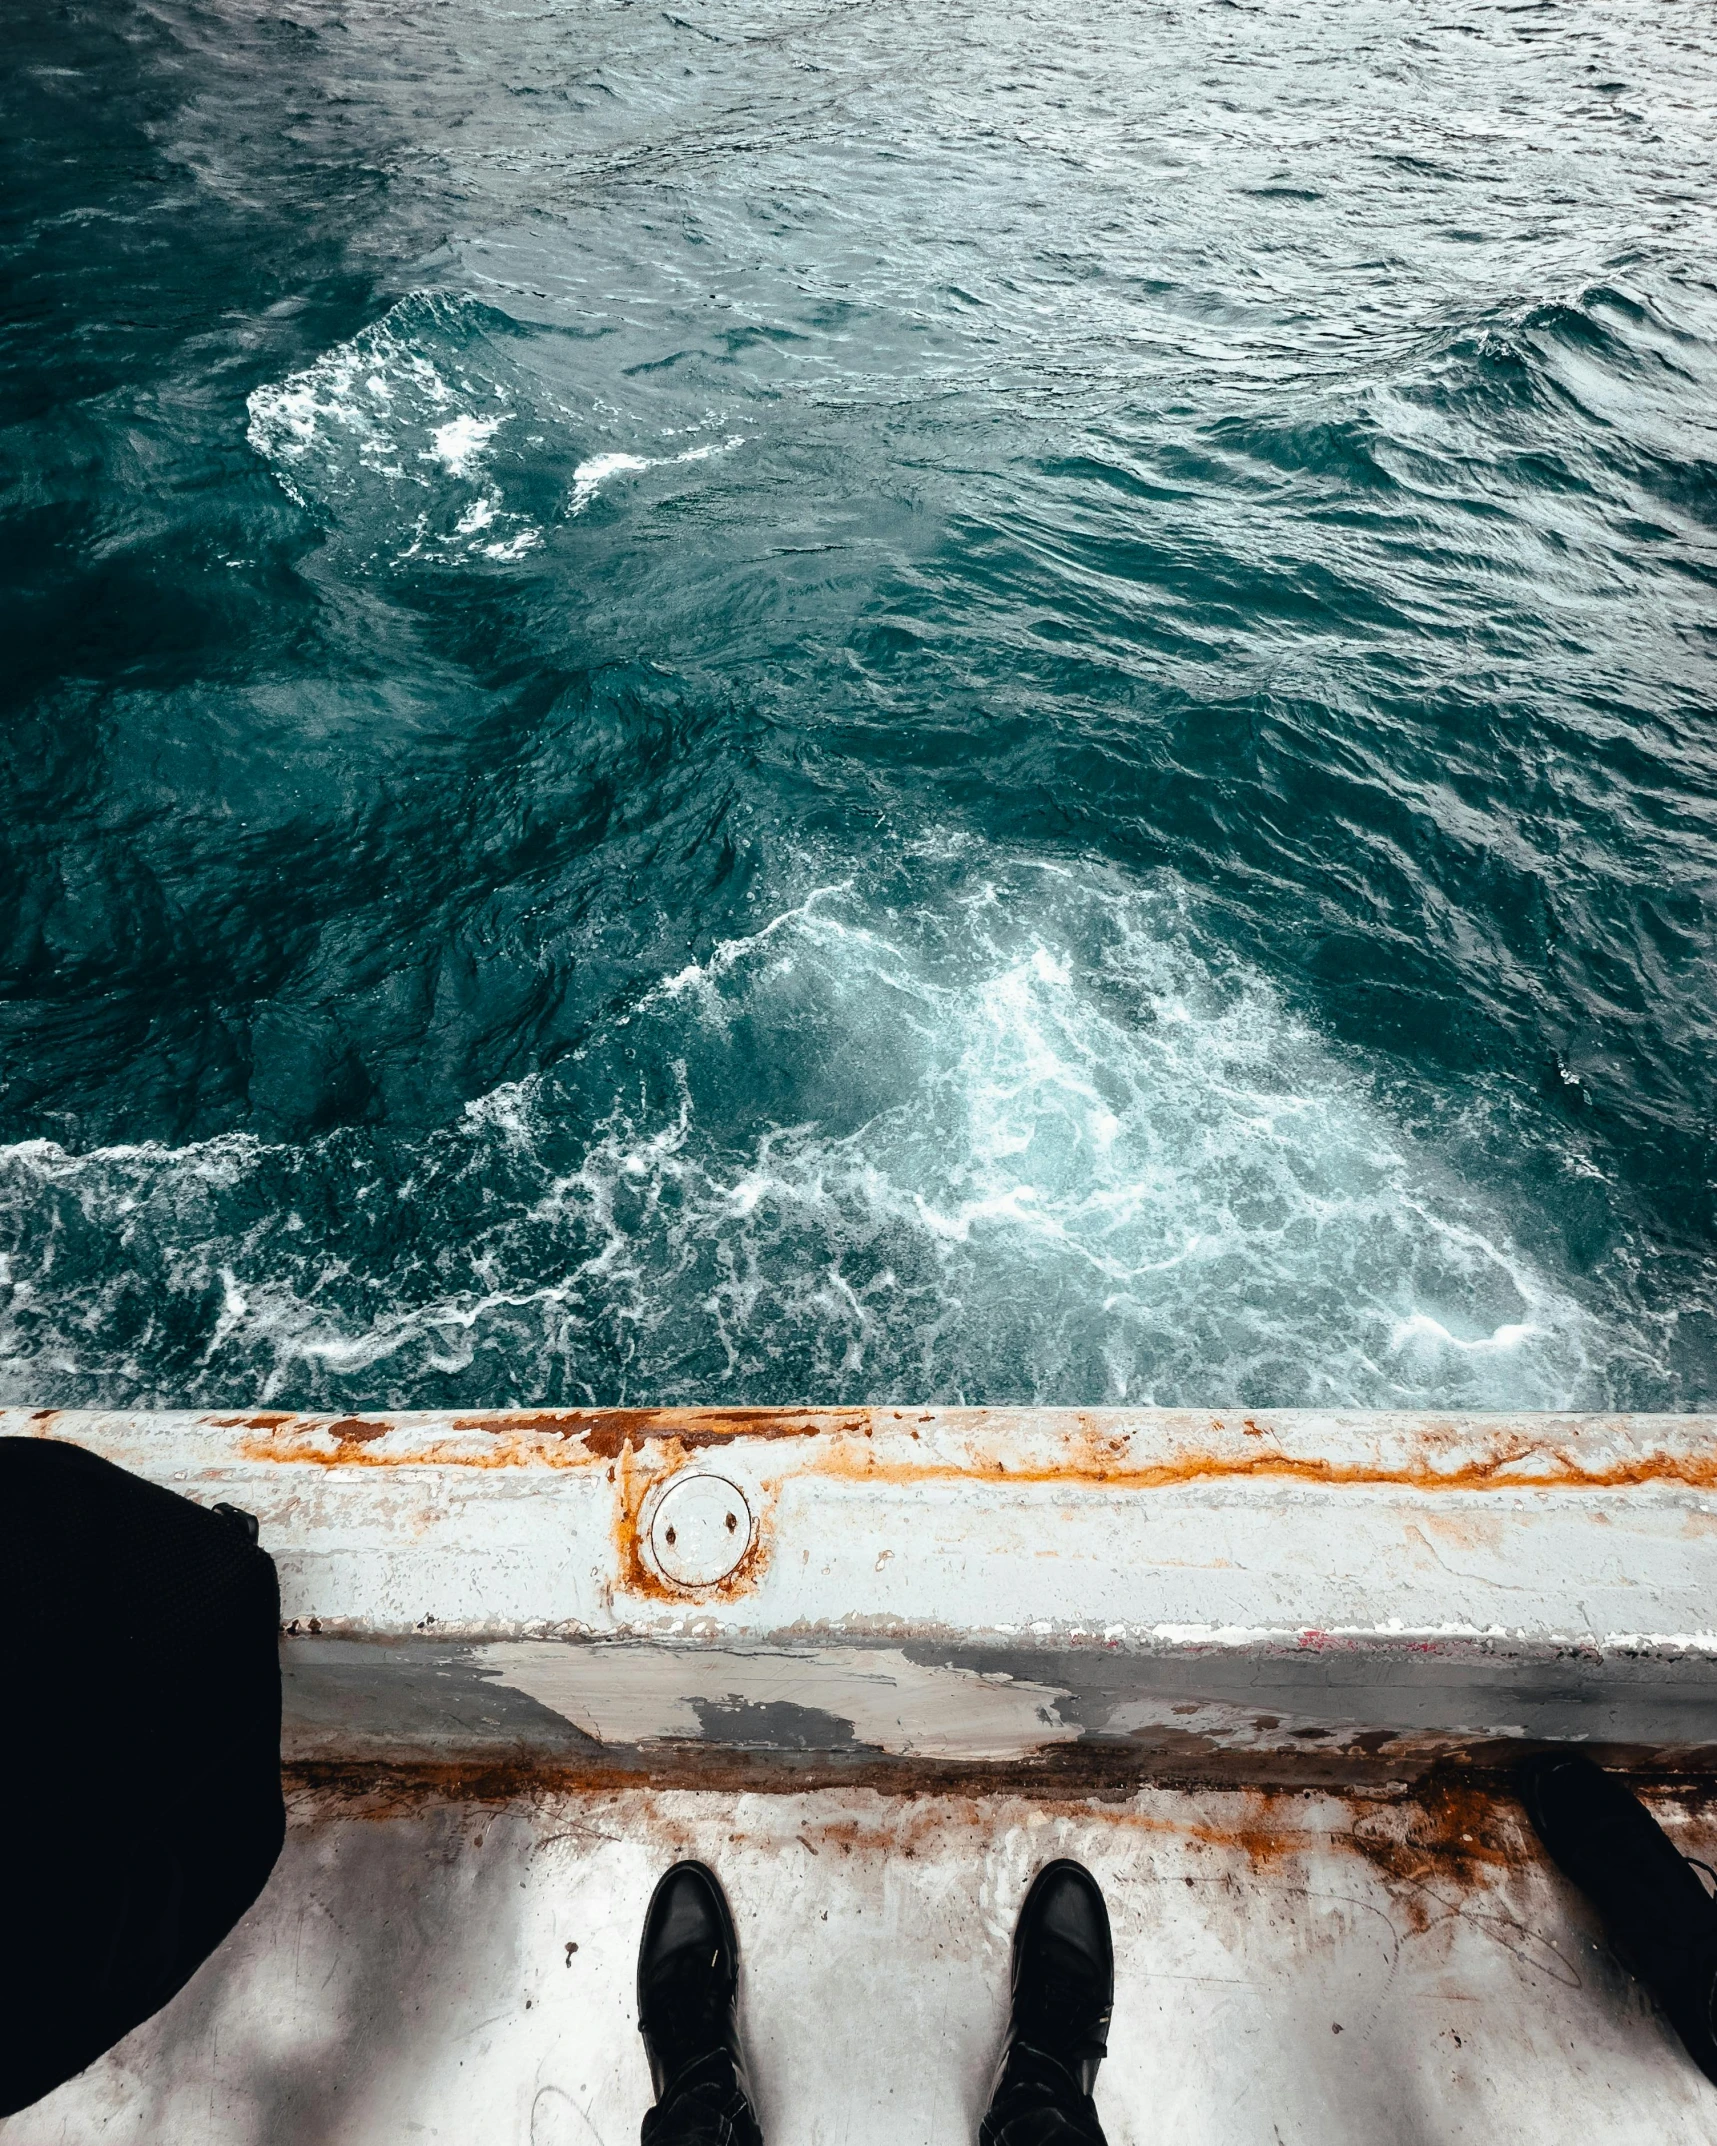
[9,1780,1717,2145]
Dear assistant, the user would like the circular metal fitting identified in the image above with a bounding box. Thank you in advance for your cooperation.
[647,1472,754,1589]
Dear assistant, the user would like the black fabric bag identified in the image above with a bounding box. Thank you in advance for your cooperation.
[0,1436,285,2115]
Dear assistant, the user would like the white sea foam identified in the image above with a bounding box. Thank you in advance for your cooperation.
[245,292,543,564]
[428,412,507,477]
[570,435,743,514]
[569,452,651,512]
[246,293,738,556]
[0,858,1657,1412]
[544,865,1612,1406]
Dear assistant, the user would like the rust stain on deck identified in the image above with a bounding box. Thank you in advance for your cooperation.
[788,1432,1717,1498]
[277,1758,1717,1894]
[274,1762,1717,2002]
[1347,1770,1529,1890]
[451,1408,864,1457]
[328,1418,393,1445]
[204,1407,1717,1496]
[608,1436,774,1604]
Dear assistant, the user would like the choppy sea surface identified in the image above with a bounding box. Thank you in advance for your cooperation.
[4,0,1716,1412]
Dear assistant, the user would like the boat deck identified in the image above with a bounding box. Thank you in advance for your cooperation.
[12,1773,1717,2144]
[8,1404,1717,2143]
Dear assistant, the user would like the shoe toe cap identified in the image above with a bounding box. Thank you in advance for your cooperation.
[1024,1860,1113,1972]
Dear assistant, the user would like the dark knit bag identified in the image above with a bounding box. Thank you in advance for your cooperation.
[0,1436,285,2115]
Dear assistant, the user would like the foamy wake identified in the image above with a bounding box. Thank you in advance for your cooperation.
[0,853,1652,1411]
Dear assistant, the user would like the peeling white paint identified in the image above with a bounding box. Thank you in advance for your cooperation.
[478,1643,1078,1760]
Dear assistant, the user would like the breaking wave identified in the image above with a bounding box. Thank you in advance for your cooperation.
[245,290,747,567]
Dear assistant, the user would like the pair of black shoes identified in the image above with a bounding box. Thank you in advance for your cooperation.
[636,1858,1113,2146]
[635,1757,1717,2142]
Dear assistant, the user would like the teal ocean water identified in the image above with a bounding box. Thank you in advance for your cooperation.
[4,0,1716,1411]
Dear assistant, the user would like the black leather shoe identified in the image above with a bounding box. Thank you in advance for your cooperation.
[636,1862,758,2122]
[1521,1751,1717,2087]
[981,1860,1114,2145]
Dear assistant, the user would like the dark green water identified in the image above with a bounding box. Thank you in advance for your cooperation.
[4,0,1716,1410]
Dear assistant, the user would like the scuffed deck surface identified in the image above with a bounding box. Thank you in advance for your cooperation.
[8,1780,1717,2145]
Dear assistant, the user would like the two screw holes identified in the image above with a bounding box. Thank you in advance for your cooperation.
[648,1474,753,1586]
